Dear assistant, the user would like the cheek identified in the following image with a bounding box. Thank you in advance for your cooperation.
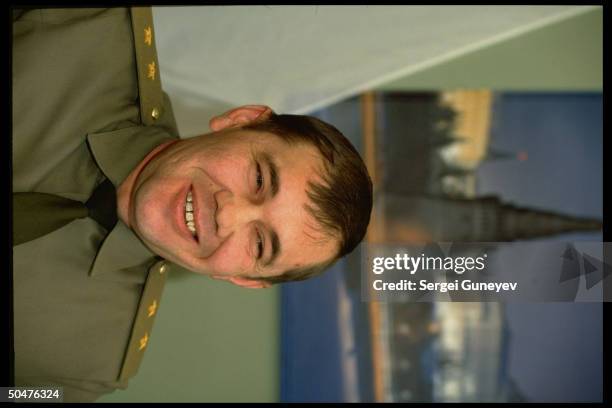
[205,232,253,275]
[205,160,248,191]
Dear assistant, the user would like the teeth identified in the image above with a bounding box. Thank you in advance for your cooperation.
[185,190,196,236]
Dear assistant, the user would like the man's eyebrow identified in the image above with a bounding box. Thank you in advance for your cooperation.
[264,229,281,268]
[262,152,279,197]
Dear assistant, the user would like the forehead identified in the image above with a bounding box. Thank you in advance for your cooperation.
[230,128,311,153]
[269,215,336,277]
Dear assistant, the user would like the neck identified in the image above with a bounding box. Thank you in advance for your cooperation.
[116,139,178,226]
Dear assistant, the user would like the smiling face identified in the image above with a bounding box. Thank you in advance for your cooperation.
[117,108,339,288]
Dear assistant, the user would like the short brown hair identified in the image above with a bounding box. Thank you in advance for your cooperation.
[241,113,373,284]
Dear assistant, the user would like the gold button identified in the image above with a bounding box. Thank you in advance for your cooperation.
[139,332,149,351]
[151,108,160,120]
[159,262,167,274]
[147,300,158,317]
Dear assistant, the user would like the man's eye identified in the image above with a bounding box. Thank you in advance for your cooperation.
[256,162,264,192]
[256,231,264,260]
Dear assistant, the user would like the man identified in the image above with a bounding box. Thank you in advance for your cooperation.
[119,104,373,287]
[12,7,372,402]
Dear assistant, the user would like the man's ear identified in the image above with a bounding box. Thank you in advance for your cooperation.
[210,274,271,289]
[209,105,274,132]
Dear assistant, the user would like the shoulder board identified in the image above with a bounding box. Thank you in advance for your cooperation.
[117,259,169,382]
[130,7,164,126]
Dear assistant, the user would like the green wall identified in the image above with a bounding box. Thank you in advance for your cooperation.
[376,8,602,91]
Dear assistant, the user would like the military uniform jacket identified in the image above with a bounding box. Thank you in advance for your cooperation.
[12,8,178,402]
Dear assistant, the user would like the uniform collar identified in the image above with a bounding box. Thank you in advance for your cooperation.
[87,125,175,188]
[86,125,177,282]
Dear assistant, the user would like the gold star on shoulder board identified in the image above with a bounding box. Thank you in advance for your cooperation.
[147,61,156,80]
[148,300,158,317]
[144,26,153,46]
[139,333,149,351]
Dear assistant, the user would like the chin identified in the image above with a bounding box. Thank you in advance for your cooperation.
[131,191,166,238]
[130,210,169,255]
[132,223,163,254]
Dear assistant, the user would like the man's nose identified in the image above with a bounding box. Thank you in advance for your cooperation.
[214,190,262,236]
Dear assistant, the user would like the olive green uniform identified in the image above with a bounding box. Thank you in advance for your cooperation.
[12,7,178,402]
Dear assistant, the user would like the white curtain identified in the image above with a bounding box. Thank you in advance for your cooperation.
[153,6,593,137]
